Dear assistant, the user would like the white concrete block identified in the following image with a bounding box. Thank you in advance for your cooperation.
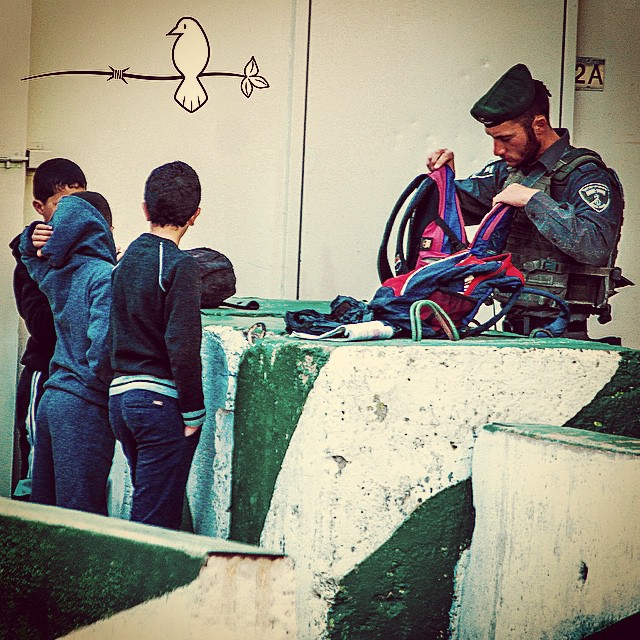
[259,344,621,638]
[453,424,640,639]
[62,554,296,640]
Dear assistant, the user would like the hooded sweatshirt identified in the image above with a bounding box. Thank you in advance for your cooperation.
[19,195,117,407]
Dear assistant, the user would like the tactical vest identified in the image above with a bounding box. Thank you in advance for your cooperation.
[500,149,624,320]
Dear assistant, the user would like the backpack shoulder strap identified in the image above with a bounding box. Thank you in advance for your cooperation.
[377,174,429,282]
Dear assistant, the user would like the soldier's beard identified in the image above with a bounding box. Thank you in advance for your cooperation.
[516,123,542,168]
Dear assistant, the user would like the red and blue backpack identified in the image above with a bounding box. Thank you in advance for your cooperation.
[371,166,570,339]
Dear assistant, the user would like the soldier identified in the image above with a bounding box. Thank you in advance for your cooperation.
[426,63,627,340]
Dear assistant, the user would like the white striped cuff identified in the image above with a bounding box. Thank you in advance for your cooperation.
[109,375,178,398]
[182,408,206,428]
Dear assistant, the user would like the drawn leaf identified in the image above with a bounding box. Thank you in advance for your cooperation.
[244,56,259,77]
[241,77,253,98]
[250,76,269,89]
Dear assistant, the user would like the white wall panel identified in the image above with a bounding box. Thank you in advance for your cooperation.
[0,0,32,497]
[573,0,640,348]
[299,0,570,301]
[24,0,306,299]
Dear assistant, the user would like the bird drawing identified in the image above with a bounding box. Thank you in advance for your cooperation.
[167,17,210,113]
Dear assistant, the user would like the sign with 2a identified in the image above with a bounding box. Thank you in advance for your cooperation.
[576,57,605,92]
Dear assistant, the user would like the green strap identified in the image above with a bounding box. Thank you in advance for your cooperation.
[551,147,604,182]
[410,300,460,342]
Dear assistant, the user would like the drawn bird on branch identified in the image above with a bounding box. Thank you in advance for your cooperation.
[167,16,210,113]
[21,15,270,113]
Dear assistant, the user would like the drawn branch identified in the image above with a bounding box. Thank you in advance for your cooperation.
[21,57,270,99]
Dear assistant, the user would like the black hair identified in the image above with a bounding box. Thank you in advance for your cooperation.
[33,158,87,203]
[515,79,552,127]
[144,161,201,227]
[72,191,112,227]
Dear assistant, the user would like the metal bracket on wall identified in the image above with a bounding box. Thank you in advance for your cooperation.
[0,155,29,169]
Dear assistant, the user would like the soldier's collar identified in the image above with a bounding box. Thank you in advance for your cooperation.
[538,128,570,171]
[513,128,570,176]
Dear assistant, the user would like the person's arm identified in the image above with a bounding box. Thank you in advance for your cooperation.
[86,271,113,386]
[18,222,51,284]
[454,160,506,225]
[164,255,205,434]
[13,258,56,349]
[493,162,621,266]
[427,149,506,224]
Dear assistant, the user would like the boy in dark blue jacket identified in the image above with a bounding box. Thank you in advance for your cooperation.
[109,161,205,530]
[19,191,117,514]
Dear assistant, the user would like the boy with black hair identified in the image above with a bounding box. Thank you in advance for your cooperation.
[109,161,205,530]
[19,191,117,514]
[9,158,86,499]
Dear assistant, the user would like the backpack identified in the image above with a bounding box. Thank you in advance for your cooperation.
[185,247,259,310]
[377,151,626,279]
[377,165,468,282]
[370,199,570,340]
[284,198,569,342]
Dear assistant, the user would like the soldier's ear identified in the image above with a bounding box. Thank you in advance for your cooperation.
[532,114,548,133]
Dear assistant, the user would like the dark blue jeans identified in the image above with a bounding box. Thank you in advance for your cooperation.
[109,390,201,530]
[32,388,115,515]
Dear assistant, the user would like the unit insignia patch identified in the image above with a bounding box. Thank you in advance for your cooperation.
[578,183,610,212]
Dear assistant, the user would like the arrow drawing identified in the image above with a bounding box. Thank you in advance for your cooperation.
[21,16,270,113]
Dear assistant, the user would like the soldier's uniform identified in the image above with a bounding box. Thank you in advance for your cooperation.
[455,64,627,339]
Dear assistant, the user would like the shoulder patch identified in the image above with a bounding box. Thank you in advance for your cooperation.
[470,161,499,180]
[579,182,610,213]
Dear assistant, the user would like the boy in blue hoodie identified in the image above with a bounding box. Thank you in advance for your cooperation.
[10,158,86,499]
[109,161,205,530]
[19,191,117,515]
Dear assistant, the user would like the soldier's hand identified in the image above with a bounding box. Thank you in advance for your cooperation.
[493,183,538,208]
[426,149,455,172]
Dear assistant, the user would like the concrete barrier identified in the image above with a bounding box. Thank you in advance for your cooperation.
[187,302,640,639]
[101,300,640,638]
[452,424,640,639]
[0,498,295,639]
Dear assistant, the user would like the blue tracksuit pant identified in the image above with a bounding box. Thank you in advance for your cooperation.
[32,388,115,515]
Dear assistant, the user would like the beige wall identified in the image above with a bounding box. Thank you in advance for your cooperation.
[0,0,32,497]
[25,0,307,299]
[299,0,573,301]
[22,0,574,303]
[574,0,640,347]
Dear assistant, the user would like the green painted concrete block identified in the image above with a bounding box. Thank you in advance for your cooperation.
[231,338,332,544]
[328,480,475,640]
[0,499,273,640]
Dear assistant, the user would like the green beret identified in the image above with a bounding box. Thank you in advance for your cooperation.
[470,63,535,127]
